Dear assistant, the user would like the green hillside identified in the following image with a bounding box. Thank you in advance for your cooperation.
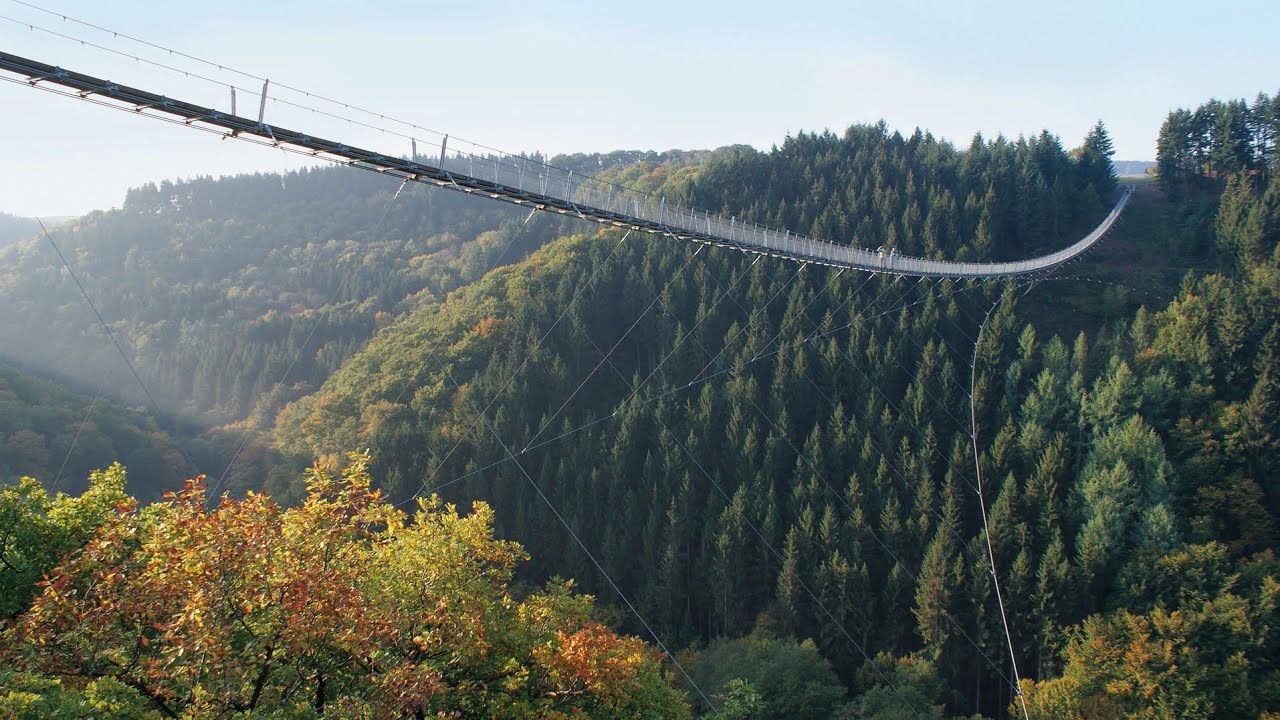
[0,360,189,499]
[0,168,543,426]
[2,91,1279,717]
[0,150,728,494]
[270,121,1261,717]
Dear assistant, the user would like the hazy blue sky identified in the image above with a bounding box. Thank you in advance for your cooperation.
[2,0,1277,216]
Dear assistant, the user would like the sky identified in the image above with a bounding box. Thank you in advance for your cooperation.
[1,0,1278,217]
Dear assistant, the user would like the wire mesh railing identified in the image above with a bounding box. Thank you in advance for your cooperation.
[437,134,1132,276]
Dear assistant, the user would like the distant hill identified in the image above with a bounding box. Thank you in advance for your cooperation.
[1113,159,1156,176]
[0,153,715,429]
[0,212,40,247]
[0,213,75,247]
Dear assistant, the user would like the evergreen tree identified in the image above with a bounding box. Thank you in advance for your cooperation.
[1077,120,1118,200]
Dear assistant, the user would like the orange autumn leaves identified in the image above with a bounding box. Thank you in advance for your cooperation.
[2,453,689,719]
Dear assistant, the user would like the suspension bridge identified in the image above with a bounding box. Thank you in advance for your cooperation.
[0,50,1130,278]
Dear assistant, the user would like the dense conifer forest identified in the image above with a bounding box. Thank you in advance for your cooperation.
[3,92,1280,717]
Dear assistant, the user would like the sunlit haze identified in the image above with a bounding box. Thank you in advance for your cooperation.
[2,0,1277,216]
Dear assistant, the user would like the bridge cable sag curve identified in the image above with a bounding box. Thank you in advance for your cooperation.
[0,50,1131,281]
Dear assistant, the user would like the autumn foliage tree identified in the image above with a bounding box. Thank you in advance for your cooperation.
[0,453,690,719]
[0,464,130,619]
[1019,543,1280,719]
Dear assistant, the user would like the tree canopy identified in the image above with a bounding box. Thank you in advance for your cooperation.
[1,454,691,719]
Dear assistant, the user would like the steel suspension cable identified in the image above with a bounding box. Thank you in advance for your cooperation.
[970,293,1032,720]
[1,7,737,240]
[6,0,490,154]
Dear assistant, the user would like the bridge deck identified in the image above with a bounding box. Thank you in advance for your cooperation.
[0,50,1130,278]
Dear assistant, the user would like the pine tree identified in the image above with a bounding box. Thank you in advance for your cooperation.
[1157,108,1196,193]
[1078,120,1118,200]
[816,549,854,669]
[1216,173,1262,271]
[913,512,959,657]
[775,527,805,637]
[712,486,751,636]
[1033,530,1072,678]
[1209,99,1255,176]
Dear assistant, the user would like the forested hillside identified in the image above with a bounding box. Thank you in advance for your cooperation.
[0,168,532,428]
[0,149,712,429]
[270,121,1257,717]
[4,93,1280,717]
[0,151,714,495]
[685,122,1117,261]
[0,361,189,498]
